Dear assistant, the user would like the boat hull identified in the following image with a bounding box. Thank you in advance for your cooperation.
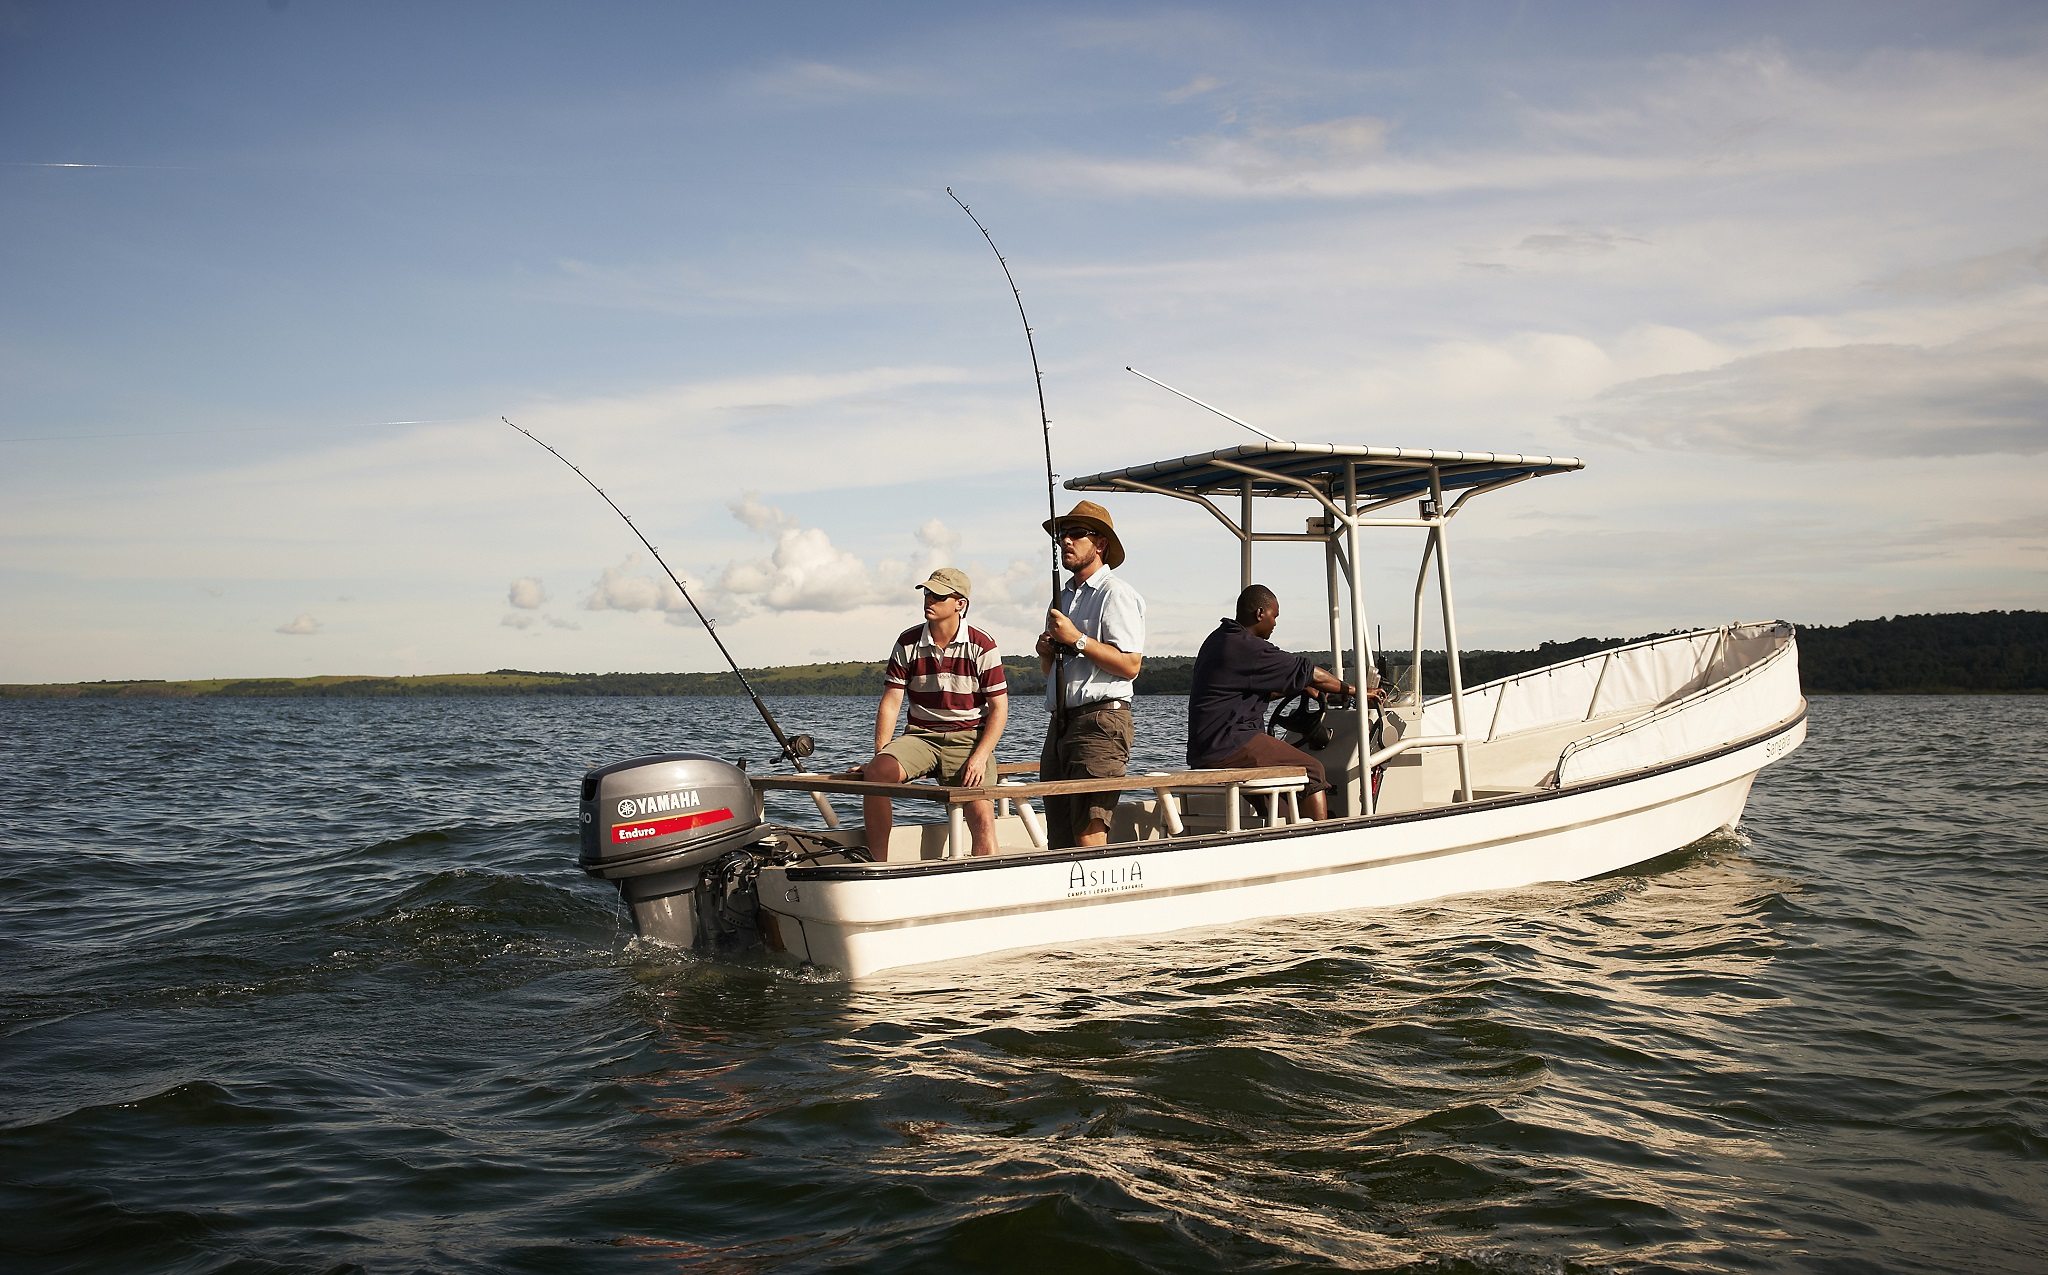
[760,707,1806,979]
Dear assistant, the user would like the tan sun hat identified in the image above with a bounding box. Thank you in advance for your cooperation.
[1042,499,1125,569]
[915,567,971,598]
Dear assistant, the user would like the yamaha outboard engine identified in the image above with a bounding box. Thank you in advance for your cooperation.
[579,753,769,950]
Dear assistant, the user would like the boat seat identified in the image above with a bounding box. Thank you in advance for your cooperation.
[1150,770,1308,834]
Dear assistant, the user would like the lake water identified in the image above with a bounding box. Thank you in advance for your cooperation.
[2,694,2044,1273]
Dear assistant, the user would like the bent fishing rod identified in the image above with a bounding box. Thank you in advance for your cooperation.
[947,188,1070,731]
[502,417,839,826]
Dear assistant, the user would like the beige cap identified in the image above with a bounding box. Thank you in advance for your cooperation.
[915,567,971,598]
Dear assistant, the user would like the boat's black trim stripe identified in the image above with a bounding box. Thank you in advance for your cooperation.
[781,704,1808,884]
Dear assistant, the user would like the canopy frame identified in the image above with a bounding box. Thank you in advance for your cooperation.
[1065,443,1584,815]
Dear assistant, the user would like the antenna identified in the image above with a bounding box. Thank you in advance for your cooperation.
[1125,366,1288,444]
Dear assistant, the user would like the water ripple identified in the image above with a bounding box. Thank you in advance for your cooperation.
[2,695,2046,1272]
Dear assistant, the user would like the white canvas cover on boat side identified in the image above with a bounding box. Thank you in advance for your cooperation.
[1415,625,1783,740]
[1403,623,1800,785]
[1554,642,1801,785]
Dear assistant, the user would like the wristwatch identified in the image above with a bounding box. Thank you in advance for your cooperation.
[1074,635,1090,654]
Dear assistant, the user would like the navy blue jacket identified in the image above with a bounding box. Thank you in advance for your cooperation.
[1186,619,1313,766]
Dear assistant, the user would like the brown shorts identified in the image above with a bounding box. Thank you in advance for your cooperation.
[1201,732,1328,795]
[1040,702,1133,847]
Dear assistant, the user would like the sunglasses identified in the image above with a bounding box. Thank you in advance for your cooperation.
[1055,526,1098,541]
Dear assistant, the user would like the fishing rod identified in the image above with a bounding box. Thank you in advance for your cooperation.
[502,417,839,826]
[946,188,1069,732]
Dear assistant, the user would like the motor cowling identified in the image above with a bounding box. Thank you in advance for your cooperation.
[578,753,767,949]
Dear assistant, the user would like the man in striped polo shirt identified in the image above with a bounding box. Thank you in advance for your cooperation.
[854,567,1009,860]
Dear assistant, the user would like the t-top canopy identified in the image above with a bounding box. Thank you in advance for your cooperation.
[1064,443,1584,505]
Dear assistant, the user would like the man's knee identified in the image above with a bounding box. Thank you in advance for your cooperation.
[863,755,905,784]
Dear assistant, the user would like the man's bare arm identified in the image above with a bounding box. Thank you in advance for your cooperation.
[873,685,905,754]
[963,694,1007,788]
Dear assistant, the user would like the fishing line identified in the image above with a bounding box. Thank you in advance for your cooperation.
[502,416,839,826]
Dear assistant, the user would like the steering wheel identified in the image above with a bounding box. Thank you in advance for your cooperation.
[1267,690,1331,749]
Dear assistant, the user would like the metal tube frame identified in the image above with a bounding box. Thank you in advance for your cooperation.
[1429,466,1475,803]
[1109,454,1539,816]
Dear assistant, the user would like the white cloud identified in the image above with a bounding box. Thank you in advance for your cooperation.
[582,559,685,614]
[740,59,934,103]
[1173,115,1391,188]
[276,614,320,636]
[719,525,894,614]
[1007,41,2048,202]
[1516,228,1650,258]
[966,555,1059,632]
[915,518,960,571]
[508,577,546,609]
[567,505,1030,633]
[1567,323,2048,458]
[501,612,537,630]
[1530,42,2048,164]
[1875,238,2048,300]
[730,491,790,533]
[1163,74,1222,104]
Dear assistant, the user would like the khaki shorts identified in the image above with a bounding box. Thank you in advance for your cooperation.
[881,729,982,786]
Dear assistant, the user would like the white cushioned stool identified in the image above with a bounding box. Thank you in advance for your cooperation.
[1151,770,1308,835]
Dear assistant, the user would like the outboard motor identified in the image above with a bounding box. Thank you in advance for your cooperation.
[579,753,769,950]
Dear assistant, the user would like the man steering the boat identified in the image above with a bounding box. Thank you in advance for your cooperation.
[1036,500,1146,849]
[855,568,1009,861]
[1186,584,1377,822]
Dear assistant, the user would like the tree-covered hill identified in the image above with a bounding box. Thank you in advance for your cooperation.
[1791,610,2045,693]
[4,610,2039,698]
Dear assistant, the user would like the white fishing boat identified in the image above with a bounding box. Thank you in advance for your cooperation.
[575,442,1805,980]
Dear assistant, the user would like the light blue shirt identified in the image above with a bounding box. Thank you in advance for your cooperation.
[1048,566,1146,708]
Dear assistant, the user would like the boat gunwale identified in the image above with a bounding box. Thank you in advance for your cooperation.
[754,763,1311,806]
[772,702,1808,884]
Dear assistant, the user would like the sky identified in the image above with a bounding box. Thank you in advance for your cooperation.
[2,0,2044,684]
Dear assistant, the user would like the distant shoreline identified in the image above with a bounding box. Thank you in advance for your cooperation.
[4,611,2040,698]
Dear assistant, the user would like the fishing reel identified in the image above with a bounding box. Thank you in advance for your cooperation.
[740,733,817,770]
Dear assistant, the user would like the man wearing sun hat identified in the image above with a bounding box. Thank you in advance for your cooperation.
[855,567,1009,861]
[1035,500,1146,848]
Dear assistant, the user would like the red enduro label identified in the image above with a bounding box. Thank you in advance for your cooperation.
[611,807,735,844]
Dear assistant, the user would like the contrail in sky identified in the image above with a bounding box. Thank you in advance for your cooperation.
[5,160,195,170]
[0,419,469,444]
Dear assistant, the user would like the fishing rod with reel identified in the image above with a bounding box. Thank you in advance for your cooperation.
[946,188,1070,736]
[502,417,838,827]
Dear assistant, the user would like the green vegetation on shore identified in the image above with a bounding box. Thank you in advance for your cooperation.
[4,611,2040,699]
